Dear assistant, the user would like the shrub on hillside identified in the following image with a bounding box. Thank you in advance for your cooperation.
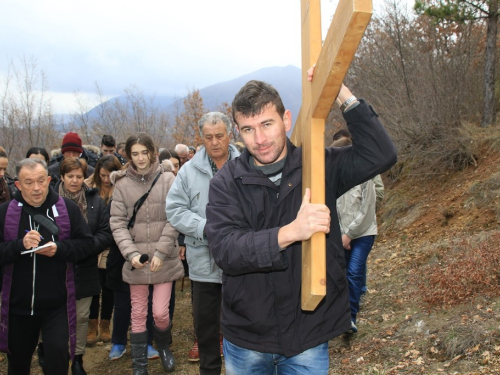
[466,172,500,220]
[412,234,500,307]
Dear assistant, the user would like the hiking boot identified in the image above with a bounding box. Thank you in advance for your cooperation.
[147,345,159,360]
[109,344,126,361]
[188,339,199,362]
[86,319,98,346]
[100,319,111,343]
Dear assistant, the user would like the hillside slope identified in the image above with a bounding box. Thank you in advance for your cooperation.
[328,145,500,374]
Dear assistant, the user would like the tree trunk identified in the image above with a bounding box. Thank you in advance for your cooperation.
[481,2,498,127]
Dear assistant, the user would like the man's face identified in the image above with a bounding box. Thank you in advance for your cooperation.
[178,149,188,165]
[117,148,127,161]
[15,164,51,207]
[202,122,231,161]
[63,150,81,158]
[236,104,291,166]
[101,144,116,156]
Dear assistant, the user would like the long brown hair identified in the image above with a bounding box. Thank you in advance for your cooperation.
[93,154,122,204]
[94,155,122,188]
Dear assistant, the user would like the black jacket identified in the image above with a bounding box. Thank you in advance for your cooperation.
[0,188,94,315]
[205,101,397,357]
[105,200,128,292]
[54,182,113,299]
[106,240,128,292]
[48,149,96,179]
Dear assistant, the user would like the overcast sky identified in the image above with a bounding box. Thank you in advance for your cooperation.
[1,0,391,114]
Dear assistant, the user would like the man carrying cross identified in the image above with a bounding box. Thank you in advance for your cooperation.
[204,79,396,374]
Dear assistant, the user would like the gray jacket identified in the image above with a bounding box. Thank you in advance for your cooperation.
[166,145,240,283]
[336,178,378,239]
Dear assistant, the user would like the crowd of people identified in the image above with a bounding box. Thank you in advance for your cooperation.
[0,77,396,375]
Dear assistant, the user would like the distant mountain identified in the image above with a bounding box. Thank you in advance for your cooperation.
[83,65,302,133]
[86,94,179,119]
[194,65,302,122]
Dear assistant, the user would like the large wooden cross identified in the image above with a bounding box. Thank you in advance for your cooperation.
[290,0,372,311]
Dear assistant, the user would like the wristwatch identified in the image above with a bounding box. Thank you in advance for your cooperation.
[340,96,358,112]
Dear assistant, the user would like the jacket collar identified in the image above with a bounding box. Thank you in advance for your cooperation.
[14,185,60,210]
[233,138,302,181]
[110,159,173,185]
[54,180,98,197]
[191,144,241,173]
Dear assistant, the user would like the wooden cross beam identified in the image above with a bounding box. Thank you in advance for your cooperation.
[291,0,372,311]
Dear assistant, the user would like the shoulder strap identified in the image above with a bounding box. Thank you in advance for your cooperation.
[127,172,162,229]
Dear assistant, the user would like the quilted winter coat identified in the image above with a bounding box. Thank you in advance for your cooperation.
[110,159,184,285]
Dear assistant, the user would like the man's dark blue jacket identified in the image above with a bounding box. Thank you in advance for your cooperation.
[205,100,397,357]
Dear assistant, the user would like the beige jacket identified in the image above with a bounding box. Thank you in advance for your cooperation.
[336,178,378,239]
[110,160,184,285]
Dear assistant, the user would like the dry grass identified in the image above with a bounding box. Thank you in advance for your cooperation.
[466,171,500,220]
[411,234,500,308]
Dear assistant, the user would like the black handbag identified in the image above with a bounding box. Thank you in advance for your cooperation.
[127,172,161,229]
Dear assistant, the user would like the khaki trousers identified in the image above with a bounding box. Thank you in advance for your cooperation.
[75,296,93,355]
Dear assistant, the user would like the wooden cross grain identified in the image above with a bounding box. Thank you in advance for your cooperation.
[291,0,372,311]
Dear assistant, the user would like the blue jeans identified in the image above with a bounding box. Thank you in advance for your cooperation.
[344,235,375,323]
[223,339,329,375]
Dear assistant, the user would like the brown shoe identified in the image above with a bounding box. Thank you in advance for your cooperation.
[188,339,199,362]
[100,319,111,343]
[86,319,98,346]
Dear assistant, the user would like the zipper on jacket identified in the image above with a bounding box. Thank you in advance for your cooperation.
[31,254,36,315]
[29,216,38,315]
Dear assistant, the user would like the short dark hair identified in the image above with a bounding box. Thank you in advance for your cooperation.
[101,135,116,147]
[26,147,50,164]
[125,133,156,165]
[332,129,352,142]
[232,80,285,125]
[60,157,88,177]
[159,149,180,164]
[117,142,126,152]
[0,150,7,159]
[158,149,172,163]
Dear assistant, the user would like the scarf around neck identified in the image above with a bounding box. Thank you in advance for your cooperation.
[59,182,89,223]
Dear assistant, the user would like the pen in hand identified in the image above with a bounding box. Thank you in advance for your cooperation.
[25,230,44,240]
